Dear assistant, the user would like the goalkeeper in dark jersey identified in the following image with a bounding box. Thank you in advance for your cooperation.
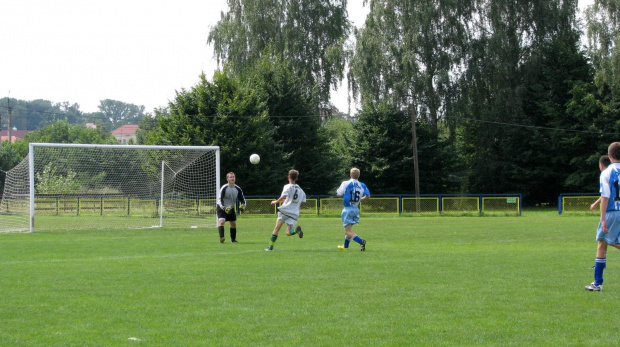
[216,172,246,243]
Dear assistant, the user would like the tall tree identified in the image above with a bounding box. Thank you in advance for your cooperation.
[248,57,341,194]
[459,0,596,204]
[350,0,471,195]
[584,0,620,140]
[352,102,458,194]
[323,116,355,175]
[98,99,146,129]
[208,0,350,104]
[585,0,620,97]
[350,0,470,129]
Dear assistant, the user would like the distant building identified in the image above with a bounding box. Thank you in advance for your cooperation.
[0,129,32,143]
[0,135,16,143]
[111,124,140,144]
[84,123,97,129]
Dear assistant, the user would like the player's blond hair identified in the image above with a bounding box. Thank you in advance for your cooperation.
[350,168,360,179]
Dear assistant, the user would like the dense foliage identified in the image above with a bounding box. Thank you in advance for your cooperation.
[140,60,340,195]
[348,0,620,205]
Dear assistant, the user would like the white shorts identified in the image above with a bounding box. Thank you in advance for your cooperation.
[277,211,298,226]
[596,211,620,244]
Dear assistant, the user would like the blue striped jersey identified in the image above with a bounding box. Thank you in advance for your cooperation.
[336,179,370,208]
[600,163,620,212]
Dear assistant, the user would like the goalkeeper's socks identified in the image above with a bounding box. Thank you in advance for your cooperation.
[289,227,296,235]
[344,237,351,248]
[594,257,606,286]
[218,226,225,238]
[353,235,364,244]
[268,234,278,250]
[230,228,237,241]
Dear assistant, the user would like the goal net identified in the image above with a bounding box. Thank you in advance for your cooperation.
[0,143,220,232]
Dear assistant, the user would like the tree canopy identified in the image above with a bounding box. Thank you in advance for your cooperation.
[140,60,340,195]
[208,0,350,104]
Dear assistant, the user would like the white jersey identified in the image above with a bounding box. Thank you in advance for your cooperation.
[277,183,306,219]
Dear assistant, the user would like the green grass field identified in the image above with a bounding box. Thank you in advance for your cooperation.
[0,212,617,346]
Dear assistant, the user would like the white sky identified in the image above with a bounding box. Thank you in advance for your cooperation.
[0,0,593,118]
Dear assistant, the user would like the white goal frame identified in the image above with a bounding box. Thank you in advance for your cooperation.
[14,143,220,233]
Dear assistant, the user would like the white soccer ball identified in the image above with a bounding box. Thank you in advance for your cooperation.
[250,153,260,164]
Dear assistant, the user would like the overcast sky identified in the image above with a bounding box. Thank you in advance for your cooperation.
[0,0,593,117]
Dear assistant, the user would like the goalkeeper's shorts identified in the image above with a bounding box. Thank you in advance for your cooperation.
[217,206,237,222]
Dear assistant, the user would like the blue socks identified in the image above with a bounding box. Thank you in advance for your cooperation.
[344,235,364,249]
[594,257,606,285]
[344,237,351,248]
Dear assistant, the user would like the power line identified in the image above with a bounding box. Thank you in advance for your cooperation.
[451,115,620,136]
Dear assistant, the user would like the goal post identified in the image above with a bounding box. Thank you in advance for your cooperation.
[1,143,220,233]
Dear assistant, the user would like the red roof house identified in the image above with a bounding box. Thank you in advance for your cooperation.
[111,125,140,144]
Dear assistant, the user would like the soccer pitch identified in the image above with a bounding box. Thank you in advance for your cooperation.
[0,213,617,345]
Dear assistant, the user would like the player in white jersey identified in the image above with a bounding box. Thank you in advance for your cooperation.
[265,170,306,251]
[586,142,620,291]
[336,167,370,251]
[216,172,246,243]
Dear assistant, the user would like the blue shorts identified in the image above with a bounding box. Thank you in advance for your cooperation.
[341,207,360,227]
[596,211,620,244]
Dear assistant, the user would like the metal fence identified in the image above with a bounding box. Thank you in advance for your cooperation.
[247,194,522,216]
[1,194,524,217]
[558,193,599,214]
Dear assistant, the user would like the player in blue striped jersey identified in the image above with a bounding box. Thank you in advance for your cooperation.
[336,168,370,251]
[586,142,620,291]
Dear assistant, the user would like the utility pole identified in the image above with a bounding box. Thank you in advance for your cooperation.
[409,103,420,212]
[7,97,12,142]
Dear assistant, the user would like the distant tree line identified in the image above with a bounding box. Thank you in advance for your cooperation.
[0,120,119,193]
[0,98,147,133]
[0,98,147,192]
